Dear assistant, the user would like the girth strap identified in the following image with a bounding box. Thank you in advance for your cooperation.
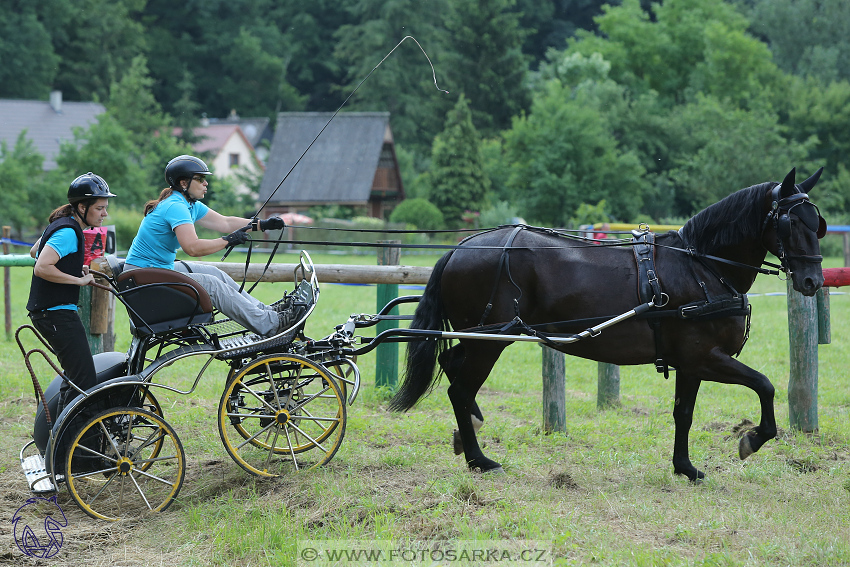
[479,226,524,326]
[632,230,670,378]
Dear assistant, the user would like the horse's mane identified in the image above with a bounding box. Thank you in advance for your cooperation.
[680,182,775,254]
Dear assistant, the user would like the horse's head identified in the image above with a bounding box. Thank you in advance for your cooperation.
[763,168,826,296]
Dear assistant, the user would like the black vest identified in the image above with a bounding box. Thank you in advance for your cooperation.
[26,216,85,312]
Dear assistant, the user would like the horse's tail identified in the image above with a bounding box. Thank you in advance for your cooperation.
[388,251,453,412]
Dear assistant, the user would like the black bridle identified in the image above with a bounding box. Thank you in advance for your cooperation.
[761,186,826,274]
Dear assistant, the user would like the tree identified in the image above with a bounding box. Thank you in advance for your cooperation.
[55,114,150,208]
[106,55,193,192]
[502,79,646,226]
[426,96,491,226]
[0,5,59,99]
[567,0,778,106]
[740,0,850,84]
[0,133,49,235]
[667,95,813,214]
[49,0,147,102]
[441,0,531,137]
[333,0,450,155]
[216,27,307,119]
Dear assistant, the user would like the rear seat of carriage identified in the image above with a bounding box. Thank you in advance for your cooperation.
[106,257,214,335]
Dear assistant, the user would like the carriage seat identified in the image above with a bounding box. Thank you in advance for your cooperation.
[116,267,214,335]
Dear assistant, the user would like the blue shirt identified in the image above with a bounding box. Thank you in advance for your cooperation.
[125,193,209,269]
[37,227,79,311]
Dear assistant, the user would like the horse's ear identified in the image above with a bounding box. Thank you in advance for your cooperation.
[779,168,796,198]
[798,167,824,193]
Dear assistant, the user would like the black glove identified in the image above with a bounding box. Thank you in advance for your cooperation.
[257,216,286,231]
[222,227,250,245]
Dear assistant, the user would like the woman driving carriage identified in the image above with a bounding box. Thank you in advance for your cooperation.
[27,172,116,416]
[123,155,304,337]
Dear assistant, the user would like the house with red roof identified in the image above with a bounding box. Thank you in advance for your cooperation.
[182,122,265,196]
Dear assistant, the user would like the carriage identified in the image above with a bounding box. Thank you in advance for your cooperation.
[17,251,368,521]
[18,168,827,520]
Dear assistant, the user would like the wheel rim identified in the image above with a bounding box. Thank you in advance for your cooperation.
[65,407,185,521]
[218,354,347,477]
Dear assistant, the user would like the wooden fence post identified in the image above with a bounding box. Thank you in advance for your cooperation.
[78,286,104,355]
[541,345,566,433]
[376,240,400,389]
[3,226,10,340]
[786,279,818,432]
[844,233,850,268]
[597,362,620,408]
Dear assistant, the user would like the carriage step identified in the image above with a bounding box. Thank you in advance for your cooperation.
[20,454,57,494]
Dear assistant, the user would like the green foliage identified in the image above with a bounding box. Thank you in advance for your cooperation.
[426,95,491,226]
[55,114,149,208]
[479,200,522,228]
[571,200,609,227]
[0,133,49,234]
[50,0,147,102]
[333,0,449,154]
[666,95,813,213]
[204,175,256,218]
[0,5,59,99]
[441,0,530,137]
[350,216,386,229]
[105,206,143,253]
[216,27,307,118]
[389,198,444,230]
[741,0,850,84]
[503,79,646,225]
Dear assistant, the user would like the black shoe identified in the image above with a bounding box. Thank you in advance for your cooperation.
[273,305,306,335]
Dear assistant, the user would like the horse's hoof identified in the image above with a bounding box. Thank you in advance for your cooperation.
[739,434,754,460]
[452,429,463,455]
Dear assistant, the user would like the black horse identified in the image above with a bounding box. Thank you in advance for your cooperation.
[390,168,826,481]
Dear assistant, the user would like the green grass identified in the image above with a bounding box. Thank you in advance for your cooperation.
[1,252,849,566]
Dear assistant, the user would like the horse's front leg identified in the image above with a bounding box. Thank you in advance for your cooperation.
[672,371,704,481]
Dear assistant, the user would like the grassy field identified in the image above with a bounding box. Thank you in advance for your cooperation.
[1,250,849,566]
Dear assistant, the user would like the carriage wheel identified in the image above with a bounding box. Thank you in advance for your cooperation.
[323,356,357,403]
[64,407,185,521]
[218,353,347,477]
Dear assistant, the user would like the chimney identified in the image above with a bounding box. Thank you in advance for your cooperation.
[200,112,210,127]
[49,90,62,114]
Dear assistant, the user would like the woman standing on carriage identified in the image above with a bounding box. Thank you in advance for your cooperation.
[123,154,304,337]
[27,172,116,416]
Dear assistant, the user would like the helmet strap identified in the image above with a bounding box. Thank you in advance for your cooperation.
[178,179,197,204]
[71,201,94,228]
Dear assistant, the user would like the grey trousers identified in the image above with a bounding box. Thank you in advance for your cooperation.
[124,261,279,336]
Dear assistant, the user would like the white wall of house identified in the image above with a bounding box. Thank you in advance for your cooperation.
[209,131,263,196]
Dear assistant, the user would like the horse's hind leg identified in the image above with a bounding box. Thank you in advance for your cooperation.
[441,341,505,473]
[441,344,485,455]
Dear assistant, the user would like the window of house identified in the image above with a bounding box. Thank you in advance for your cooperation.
[229,153,240,167]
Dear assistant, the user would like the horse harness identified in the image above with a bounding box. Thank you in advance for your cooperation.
[475,225,752,377]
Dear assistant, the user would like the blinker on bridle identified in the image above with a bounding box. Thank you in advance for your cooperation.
[763,185,826,274]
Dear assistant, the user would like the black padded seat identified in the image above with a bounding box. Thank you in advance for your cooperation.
[116,268,214,335]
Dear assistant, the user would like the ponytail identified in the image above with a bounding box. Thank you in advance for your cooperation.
[48,204,74,223]
[144,188,174,216]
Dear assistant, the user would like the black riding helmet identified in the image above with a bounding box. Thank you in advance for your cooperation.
[165,155,212,188]
[68,172,116,225]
